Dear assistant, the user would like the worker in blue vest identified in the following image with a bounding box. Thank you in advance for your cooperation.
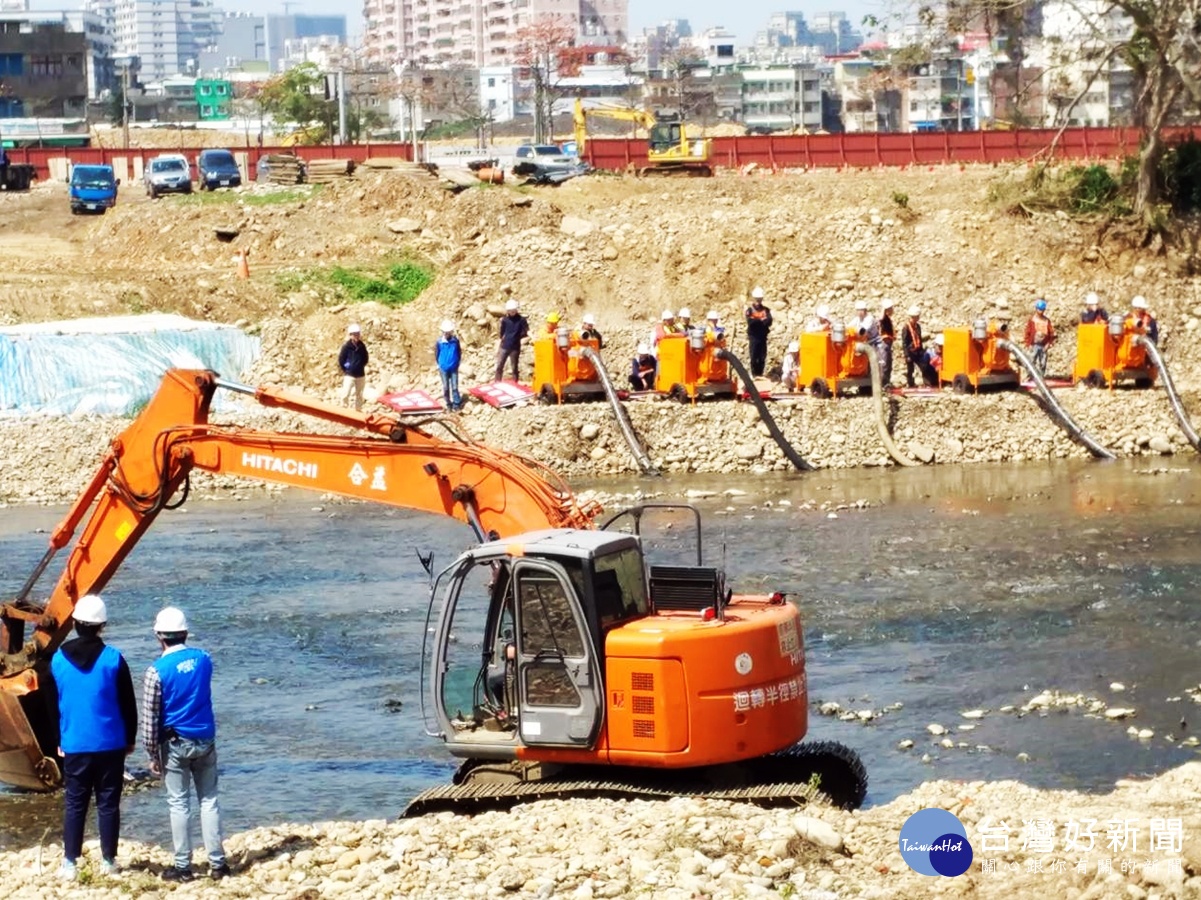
[50,593,138,881]
[142,606,230,882]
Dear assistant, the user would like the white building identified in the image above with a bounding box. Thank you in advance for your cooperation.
[1037,0,1133,126]
[478,64,516,123]
[109,0,222,82]
[739,64,821,132]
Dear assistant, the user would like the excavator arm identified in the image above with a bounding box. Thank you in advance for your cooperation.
[572,98,711,175]
[0,368,598,789]
[572,98,656,154]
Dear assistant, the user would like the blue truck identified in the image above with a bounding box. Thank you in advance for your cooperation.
[69,164,119,214]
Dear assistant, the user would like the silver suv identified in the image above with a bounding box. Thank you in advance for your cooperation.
[144,155,193,199]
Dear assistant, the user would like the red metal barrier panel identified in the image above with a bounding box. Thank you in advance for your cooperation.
[879,133,918,166]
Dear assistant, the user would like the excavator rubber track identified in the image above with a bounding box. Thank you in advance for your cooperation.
[402,740,867,818]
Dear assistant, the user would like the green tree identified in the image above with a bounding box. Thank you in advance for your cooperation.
[259,62,332,136]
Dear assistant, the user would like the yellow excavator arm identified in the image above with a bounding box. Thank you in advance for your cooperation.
[572,98,713,176]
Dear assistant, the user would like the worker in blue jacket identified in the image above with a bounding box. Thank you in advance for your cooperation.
[435,319,463,411]
[49,593,138,881]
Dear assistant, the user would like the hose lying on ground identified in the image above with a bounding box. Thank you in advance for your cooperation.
[855,342,920,467]
[997,340,1115,460]
[1135,337,1201,453]
[579,346,660,476]
[716,348,814,471]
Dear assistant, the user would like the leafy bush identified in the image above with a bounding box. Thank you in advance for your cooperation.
[275,258,434,307]
[1071,164,1119,214]
[1160,137,1201,213]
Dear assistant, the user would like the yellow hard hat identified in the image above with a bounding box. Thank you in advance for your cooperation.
[547,311,561,323]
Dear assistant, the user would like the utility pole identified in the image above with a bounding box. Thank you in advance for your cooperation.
[337,70,346,143]
[121,64,130,150]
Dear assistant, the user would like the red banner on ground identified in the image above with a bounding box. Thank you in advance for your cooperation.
[469,381,535,408]
[377,389,443,413]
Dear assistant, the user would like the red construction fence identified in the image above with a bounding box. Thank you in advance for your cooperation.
[9,125,1201,182]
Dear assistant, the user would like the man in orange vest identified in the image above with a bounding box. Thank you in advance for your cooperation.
[901,306,937,387]
[1023,298,1055,376]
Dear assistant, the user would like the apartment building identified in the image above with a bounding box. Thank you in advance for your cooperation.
[0,14,88,117]
[107,0,222,82]
[739,64,821,132]
[361,0,628,69]
[1037,0,1133,127]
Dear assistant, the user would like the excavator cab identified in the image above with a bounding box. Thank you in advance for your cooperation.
[425,530,640,757]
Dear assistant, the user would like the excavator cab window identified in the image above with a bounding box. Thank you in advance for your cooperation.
[592,547,649,630]
[649,123,681,154]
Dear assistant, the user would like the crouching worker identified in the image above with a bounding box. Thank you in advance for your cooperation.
[629,343,657,391]
[143,607,230,883]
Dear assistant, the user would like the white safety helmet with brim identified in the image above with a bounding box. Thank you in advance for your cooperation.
[751,286,765,300]
[854,300,867,311]
[347,323,361,334]
[74,594,107,625]
[505,299,519,311]
[154,606,188,635]
[582,313,596,326]
[440,319,455,333]
[908,306,921,317]
[1085,292,1100,306]
[661,309,675,320]
[706,310,720,321]
[1132,296,1149,309]
[816,304,830,318]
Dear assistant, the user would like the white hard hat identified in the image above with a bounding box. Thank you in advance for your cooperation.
[505,299,519,311]
[816,304,830,318]
[637,342,649,355]
[786,340,799,353]
[751,286,765,299]
[154,606,188,634]
[1085,292,1099,306]
[662,309,675,320]
[882,298,894,310]
[440,319,455,333]
[854,300,867,311]
[678,307,691,319]
[908,306,921,317]
[934,334,945,345]
[1132,295,1148,309]
[74,594,107,625]
[347,323,361,334]
[706,310,719,320]
[994,299,1009,310]
[582,313,595,326]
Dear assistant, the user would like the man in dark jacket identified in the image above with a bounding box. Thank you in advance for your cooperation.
[744,286,773,377]
[878,300,896,387]
[1080,292,1109,324]
[494,299,529,382]
[629,343,657,391]
[50,593,137,880]
[337,324,369,411]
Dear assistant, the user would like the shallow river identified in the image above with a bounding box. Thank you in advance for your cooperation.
[2,457,1200,850]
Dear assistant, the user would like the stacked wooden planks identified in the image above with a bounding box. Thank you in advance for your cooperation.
[305,158,356,184]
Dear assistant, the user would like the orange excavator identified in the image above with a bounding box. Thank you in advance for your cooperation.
[0,369,866,812]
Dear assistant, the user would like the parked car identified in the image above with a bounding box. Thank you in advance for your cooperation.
[511,144,590,183]
[144,155,192,199]
[197,148,242,190]
[69,164,119,214]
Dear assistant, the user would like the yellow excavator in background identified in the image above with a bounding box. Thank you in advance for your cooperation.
[572,98,713,176]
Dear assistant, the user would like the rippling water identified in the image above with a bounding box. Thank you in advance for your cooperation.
[2,457,1199,850]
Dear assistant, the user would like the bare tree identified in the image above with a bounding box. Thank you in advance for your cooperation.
[514,15,578,143]
[936,0,1201,219]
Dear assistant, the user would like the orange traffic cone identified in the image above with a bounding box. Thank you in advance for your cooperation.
[236,249,250,279]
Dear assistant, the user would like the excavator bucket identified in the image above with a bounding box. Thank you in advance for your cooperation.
[0,690,59,790]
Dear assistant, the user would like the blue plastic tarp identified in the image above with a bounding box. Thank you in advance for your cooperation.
[0,314,261,416]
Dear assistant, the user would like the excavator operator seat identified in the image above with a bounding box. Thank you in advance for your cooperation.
[648,565,726,614]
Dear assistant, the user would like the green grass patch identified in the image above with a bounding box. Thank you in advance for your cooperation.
[174,185,323,207]
[275,257,435,307]
[988,161,1134,218]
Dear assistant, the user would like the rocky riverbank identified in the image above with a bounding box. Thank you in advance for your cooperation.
[3,764,1200,898]
[1,382,1198,506]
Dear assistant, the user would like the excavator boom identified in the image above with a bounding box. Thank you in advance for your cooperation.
[0,368,598,790]
[573,98,713,176]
